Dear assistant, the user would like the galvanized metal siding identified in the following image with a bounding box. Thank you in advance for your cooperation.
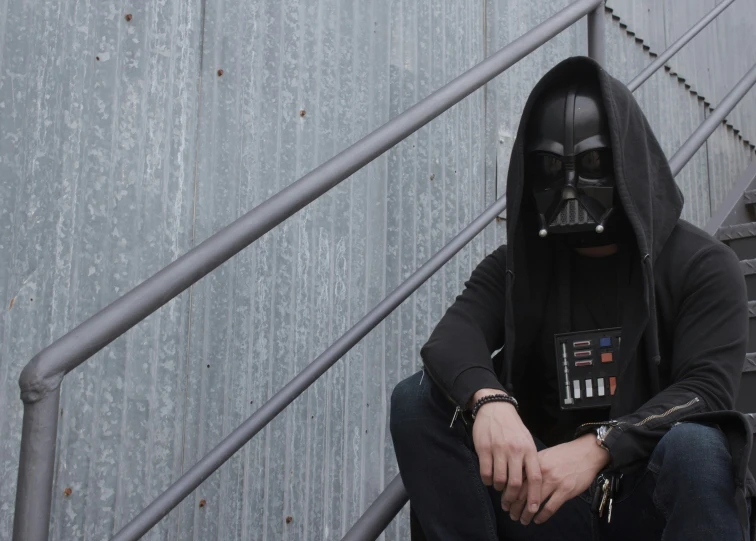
[1,2,755,541]
[167,0,489,540]
[604,15,710,227]
[0,0,202,539]
[604,6,755,227]
[606,0,756,146]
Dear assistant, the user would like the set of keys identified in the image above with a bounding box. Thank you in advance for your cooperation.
[591,473,623,523]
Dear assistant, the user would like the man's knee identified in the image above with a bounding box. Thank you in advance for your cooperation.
[651,423,733,490]
[390,371,445,446]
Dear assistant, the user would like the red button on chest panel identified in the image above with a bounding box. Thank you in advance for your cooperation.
[601,352,613,363]
[574,350,592,358]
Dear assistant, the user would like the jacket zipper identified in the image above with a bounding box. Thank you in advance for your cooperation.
[630,397,700,426]
[420,366,468,428]
[576,396,701,438]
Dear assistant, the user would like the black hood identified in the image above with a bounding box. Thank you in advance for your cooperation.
[502,57,684,396]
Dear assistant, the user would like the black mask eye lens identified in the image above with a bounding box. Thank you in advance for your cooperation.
[577,149,612,180]
[528,152,564,191]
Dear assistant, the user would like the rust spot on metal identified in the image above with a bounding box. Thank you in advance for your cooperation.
[9,297,14,310]
[63,488,72,497]
[286,516,293,524]
[217,69,224,77]
[125,14,132,22]
[199,499,206,508]
[299,110,306,117]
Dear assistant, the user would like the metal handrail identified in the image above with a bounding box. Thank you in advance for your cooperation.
[11,0,748,538]
[341,476,409,541]
[12,1,604,540]
[627,0,736,92]
[669,63,756,176]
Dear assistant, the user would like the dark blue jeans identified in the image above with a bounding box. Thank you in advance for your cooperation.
[390,371,745,541]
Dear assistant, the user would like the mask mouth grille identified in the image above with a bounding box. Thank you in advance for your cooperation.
[550,200,595,227]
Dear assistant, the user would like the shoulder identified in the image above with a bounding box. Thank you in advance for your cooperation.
[660,220,737,268]
[482,243,508,266]
[658,220,742,287]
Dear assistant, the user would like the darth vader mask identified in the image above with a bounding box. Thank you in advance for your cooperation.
[525,80,622,246]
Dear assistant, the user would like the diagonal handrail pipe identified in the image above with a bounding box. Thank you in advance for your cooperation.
[626,0,736,93]
[339,63,756,541]
[340,475,409,541]
[668,62,756,176]
[12,1,604,540]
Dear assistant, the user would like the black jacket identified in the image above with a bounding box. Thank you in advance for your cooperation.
[420,57,755,538]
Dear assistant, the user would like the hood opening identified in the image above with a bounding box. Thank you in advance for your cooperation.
[502,56,684,392]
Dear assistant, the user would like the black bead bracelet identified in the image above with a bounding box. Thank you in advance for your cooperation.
[471,394,519,419]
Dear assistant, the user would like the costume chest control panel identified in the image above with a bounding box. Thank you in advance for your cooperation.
[554,327,621,410]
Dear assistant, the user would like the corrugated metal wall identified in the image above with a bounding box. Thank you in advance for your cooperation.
[0,1,754,540]
[0,0,203,539]
[606,0,756,139]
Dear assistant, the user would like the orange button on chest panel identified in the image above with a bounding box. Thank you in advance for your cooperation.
[609,377,617,396]
[601,352,613,363]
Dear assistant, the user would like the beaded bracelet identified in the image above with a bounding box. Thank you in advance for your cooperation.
[471,394,519,419]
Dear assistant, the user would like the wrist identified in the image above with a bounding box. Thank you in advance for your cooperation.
[470,393,519,419]
[577,432,611,470]
[469,388,507,409]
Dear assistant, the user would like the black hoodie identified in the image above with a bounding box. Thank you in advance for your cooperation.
[420,57,755,538]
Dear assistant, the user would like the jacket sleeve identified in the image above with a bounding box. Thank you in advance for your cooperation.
[420,245,509,408]
[593,244,748,470]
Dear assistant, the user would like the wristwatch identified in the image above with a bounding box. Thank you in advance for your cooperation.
[595,425,610,448]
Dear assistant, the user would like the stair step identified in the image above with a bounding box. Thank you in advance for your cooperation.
[718,223,756,240]
[718,223,756,260]
[744,190,756,206]
[742,259,756,297]
[742,259,756,274]
[746,353,756,373]
[736,372,756,474]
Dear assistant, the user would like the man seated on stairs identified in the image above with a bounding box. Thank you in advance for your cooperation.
[390,56,755,541]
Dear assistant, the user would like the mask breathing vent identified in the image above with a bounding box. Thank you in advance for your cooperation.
[549,200,595,227]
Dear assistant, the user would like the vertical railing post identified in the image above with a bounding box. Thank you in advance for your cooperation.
[13,388,61,541]
[587,1,605,66]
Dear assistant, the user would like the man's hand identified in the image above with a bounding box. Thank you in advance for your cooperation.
[509,433,610,526]
[470,389,542,519]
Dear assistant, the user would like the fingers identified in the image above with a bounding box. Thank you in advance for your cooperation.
[478,447,493,487]
[501,455,523,511]
[519,452,543,525]
[507,481,529,523]
[533,490,566,525]
[492,449,509,493]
